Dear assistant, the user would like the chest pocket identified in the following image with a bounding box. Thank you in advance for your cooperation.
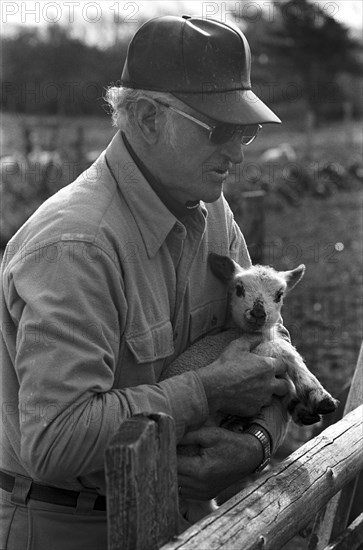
[126,320,174,364]
[189,298,227,345]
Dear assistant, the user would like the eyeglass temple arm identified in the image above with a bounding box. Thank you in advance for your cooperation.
[154,99,263,139]
[154,100,214,132]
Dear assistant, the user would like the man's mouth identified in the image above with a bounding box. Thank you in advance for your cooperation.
[211,166,230,178]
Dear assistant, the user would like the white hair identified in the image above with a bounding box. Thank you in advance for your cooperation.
[104,86,181,148]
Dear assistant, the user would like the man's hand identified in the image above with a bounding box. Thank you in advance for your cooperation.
[197,337,289,418]
[177,426,263,501]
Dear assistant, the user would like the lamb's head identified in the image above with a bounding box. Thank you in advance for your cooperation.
[208,253,305,333]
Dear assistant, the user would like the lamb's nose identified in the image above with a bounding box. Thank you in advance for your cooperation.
[251,304,266,324]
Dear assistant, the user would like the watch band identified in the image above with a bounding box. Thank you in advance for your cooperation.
[245,424,272,473]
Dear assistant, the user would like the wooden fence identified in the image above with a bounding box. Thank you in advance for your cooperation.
[105,343,363,550]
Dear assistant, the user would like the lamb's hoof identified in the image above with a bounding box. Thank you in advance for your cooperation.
[290,401,322,425]
[316,396,339,415]
[289,393,338,426]
[298,411,322,425]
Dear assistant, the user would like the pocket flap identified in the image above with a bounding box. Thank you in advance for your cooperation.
[189,299,227,343]
[126,321,174,364]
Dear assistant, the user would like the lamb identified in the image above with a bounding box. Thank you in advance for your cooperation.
[207,253,338,425]
[161,252,338,524]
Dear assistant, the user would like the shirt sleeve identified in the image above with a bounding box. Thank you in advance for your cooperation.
[4,240,208,483]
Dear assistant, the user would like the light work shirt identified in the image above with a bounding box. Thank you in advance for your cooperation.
[0,131,253,494]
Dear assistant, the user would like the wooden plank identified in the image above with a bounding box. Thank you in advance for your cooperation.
[309,342,363,549]
[105,412,179,550]
[160,406,363,550]
[323,513,363,550]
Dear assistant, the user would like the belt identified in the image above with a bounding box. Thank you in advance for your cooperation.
[0,470,106,511]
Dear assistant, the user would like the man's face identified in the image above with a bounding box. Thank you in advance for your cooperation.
[154,105,245,205]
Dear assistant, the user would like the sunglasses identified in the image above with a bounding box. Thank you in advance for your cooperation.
[154,99,262,146]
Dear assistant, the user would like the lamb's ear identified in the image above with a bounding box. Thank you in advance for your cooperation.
[208,253,236,283]
[281,264,306,292]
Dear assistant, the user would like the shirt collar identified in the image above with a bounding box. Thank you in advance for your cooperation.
[105,131,206,258]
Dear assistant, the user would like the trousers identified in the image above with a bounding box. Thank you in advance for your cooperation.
[0,488,107,550]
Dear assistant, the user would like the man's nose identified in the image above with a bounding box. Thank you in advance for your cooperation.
[220,137,244,164]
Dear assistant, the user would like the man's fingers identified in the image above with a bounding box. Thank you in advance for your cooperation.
[177,473,193,486]
[246,333,264,350]
[177,474,207,500]
[273,377,290,397]
[274,359,288,377]
[177,455,193,474]
[178,430,203,446]
[178,427,220,447]
[177,454,203,478]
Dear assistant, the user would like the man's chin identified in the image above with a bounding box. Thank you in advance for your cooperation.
[200,185,224,204]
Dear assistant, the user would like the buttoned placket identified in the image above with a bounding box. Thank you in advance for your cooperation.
[165,222,186,344]
[170,212,206,345]
[166,222,186,270]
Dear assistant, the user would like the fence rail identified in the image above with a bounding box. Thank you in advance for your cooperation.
[105,343,363,550]
[160,406,363,550]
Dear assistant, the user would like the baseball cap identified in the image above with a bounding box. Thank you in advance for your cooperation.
[120,15,281,125]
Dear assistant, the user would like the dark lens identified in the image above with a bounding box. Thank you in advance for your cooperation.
[210,124,260,145]
[210,125,236,145]
[241,125,259,145]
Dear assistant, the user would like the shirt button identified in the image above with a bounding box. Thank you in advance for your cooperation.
[174,224,184,235]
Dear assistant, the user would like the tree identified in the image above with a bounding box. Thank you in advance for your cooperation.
[1,24,131,116]
[265,0,361,126]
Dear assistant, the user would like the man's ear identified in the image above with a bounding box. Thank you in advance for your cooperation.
[280,264,306,292]
[208,253,236,283]
[134,99,159,143]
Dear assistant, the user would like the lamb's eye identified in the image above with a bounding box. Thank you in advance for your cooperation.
[236,284,245,297]
[274,290,284,303]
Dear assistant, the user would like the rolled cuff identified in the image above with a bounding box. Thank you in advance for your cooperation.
[124,371,209,442]
[252,397,290,453]
[159,371,209,441]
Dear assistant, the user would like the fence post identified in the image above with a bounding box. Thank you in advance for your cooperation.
[308,342,363,550]
[105,412,179,550]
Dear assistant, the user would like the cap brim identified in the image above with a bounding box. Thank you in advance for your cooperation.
[172,89,281,125]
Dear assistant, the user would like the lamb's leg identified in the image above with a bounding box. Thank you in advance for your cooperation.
[283,346,339,425]
[254,338,338,425]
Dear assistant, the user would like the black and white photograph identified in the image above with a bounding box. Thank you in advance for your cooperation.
[1,1,362,549]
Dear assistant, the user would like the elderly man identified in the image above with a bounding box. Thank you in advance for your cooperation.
[0,15,289,550]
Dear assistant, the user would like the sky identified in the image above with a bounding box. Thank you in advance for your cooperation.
[1,0,362,44]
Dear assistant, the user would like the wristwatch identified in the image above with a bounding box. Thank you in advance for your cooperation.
[245,424,272,473]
